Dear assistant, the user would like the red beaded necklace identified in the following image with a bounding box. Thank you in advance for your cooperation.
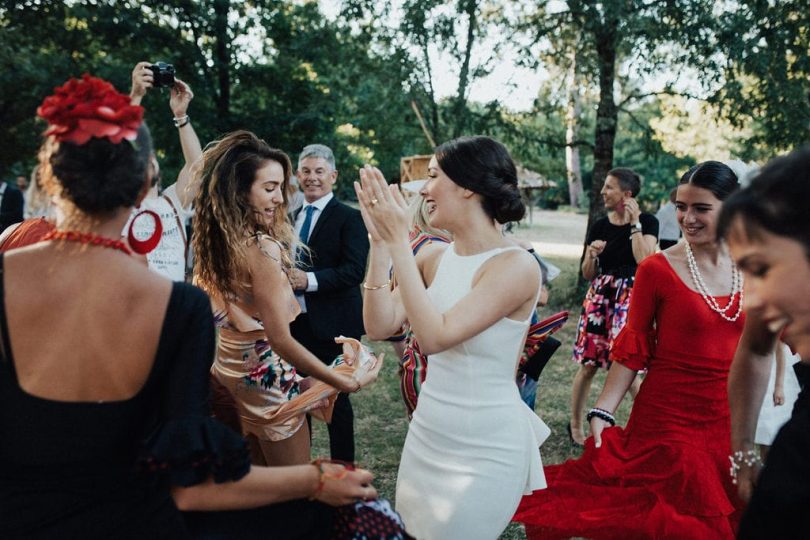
[42,230,132,256]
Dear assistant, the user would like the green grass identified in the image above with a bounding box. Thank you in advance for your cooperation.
[311,254,635,539]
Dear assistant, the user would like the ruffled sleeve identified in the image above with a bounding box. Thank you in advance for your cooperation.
[138,416,249,486]
[138,284,250,486]
[609,255,663,371]
[611,327,655,371]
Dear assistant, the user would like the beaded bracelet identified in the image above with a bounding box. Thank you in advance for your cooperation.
[308,458,350,500]
[172,115,190,128]
[586,407,616,427]
[728,449,763,484]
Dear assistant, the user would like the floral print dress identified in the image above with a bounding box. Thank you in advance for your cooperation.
[209,236,305,442]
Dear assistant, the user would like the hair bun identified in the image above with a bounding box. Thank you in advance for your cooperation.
[49,124,152,214]
[493,182,525,223]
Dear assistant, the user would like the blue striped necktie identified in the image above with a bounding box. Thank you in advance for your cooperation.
[299,205,315,243]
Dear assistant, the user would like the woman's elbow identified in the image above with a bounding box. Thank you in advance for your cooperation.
[365,330,391,341]
[362,316,398,341]
[172,486,203,511]
[364,324,399,342]
[418,338,445,357]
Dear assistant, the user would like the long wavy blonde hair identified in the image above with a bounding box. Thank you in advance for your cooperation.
[193,130,296,299]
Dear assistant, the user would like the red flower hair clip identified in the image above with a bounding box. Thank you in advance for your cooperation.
[37,74,144,145]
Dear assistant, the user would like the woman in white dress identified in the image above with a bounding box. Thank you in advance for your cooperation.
[357,136,550,540]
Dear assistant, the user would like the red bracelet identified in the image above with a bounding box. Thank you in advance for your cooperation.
[308,459,351,500]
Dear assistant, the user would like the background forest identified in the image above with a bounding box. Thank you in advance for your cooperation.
[1,0,808,229]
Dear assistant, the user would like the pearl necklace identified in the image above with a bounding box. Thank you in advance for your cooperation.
[685,242,744,322]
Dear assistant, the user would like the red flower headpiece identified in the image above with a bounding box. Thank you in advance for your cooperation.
[37,74,144,145]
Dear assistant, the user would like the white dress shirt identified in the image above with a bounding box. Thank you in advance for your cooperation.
[293,192,333,310]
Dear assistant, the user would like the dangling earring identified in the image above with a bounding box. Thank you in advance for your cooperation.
[127,209,163,254]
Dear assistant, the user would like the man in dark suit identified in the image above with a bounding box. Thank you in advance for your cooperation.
[289,144,369,462]
[0,181,24,234]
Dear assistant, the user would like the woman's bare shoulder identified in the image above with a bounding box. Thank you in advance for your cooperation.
[478,247,541,288]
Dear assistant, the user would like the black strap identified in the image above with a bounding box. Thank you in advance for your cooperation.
[161,194,190,279]
[0,254,8,364]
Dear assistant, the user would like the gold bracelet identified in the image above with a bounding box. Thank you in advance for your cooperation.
[363,279,391,290]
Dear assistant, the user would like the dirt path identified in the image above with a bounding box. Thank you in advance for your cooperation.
[512,209,588,259]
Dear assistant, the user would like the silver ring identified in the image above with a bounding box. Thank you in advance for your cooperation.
[370,198,379,206]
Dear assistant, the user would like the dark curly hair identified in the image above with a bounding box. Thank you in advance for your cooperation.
[44,123,153,214]
[434,136,525,224]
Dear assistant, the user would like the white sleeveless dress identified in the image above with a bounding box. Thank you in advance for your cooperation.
[395,244,550,540]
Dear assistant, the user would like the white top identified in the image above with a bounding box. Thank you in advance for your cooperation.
[655,201,680,242]
[126,184,193,282]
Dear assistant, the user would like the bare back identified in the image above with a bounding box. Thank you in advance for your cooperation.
[3,244,173,402]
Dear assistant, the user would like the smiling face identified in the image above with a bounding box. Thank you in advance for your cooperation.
[420,156,464,230]
[297,156,337,203]
[675,183,723,247]
[600,175,629,210]
[727,219,810,359]
[248,159,285,228]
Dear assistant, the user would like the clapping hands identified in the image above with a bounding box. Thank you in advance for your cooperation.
[354,165,410,245]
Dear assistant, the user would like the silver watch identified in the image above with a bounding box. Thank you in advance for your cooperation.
[631,222,642,232]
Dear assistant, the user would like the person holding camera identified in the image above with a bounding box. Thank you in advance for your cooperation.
[128,61,201,281]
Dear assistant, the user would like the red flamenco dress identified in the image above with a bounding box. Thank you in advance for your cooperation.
[514,254,745,539]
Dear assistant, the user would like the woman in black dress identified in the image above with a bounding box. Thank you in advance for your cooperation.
[568,168,659,445]
[0,75,376,540]
[720,146,810,539]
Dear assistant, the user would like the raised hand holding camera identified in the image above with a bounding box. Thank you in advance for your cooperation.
[130,61,177,107]
[147,61,175,88]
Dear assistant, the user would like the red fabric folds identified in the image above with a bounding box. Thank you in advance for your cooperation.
[513,254,745,540]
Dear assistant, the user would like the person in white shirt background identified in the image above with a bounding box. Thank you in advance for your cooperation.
[128,61,202,281]
[655,187,680,250]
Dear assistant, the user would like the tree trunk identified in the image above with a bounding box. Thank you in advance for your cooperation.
[213,0,231,130]
[421,39,441,144]
[579,18,618,286]
[586,25,617,229]
[565,52,583,208]
[451,0,478,138]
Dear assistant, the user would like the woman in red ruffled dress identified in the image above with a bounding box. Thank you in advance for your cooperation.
[514,161,746,539]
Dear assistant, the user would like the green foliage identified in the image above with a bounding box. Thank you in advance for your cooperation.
[613,99,695,211]
[0,0,426,198]
[0,0,805,204]
[716,1,810,156]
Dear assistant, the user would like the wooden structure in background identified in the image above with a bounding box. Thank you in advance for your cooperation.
[516,165,556,226]
[400,155,432,186]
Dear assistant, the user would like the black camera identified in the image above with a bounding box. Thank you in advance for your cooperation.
[147,62,175,88]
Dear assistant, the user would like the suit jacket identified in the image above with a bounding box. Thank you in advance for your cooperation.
[0,184,24,234]
[295,197,369,342]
